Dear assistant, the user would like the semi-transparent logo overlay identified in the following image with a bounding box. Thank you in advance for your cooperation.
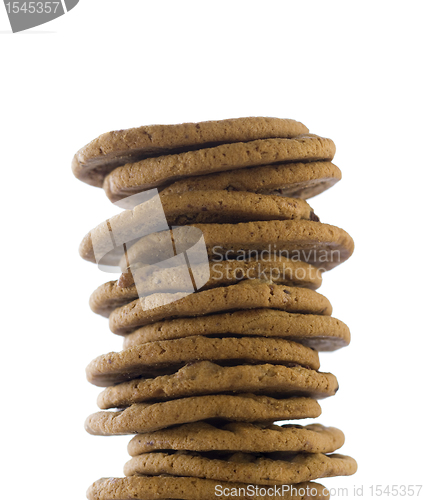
[91,190,210,311]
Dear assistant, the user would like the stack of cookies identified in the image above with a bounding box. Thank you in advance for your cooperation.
[73,117,357,500]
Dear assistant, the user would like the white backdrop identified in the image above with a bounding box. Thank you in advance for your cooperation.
[1,1,423,499]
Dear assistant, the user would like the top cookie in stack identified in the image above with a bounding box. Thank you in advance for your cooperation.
[75,117,356,500]
[72,117,341,203]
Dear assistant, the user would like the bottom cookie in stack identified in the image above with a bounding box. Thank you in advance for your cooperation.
[88,477,331,500]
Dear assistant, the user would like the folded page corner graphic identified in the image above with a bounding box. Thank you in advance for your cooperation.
[4,0,80,33]
[64,0,79,11]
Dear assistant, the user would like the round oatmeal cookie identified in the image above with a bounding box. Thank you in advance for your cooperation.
[87,337,321,387]
[89,256,323,318]
[103,135,335,201]
[123,451,357,486]
[127,422,345,455]
[87,476,330,500]
[85,394,322,435]
[161,161,341,200]
[123,309,349,351]
[72,117,308,187]
[108,281,332,335]
[96,361,338,408]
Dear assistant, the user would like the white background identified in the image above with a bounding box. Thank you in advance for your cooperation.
[1,1,424,498]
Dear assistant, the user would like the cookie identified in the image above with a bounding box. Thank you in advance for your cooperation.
[161,191,319,225]
[103,135,335,201]
[96,361,338,408]
[85,394,322,435]
[196,219,352,271]
[123,309,350,351]
[89,256,322,318]
[115,220,354,272]
[118,255,322,290]
[161,161,341,200]
[124,451,357,486]
[108,281,333,335]
[79,191,320,266]
[79,217,353,274]
[127,422,345,455]
[72,117,308,187]
[90,256,323,318]
[87,337,321,387]
[87,476,330,500]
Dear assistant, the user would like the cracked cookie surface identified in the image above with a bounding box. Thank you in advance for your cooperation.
[85,394,322,435]
[96,361,337,408]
